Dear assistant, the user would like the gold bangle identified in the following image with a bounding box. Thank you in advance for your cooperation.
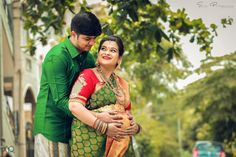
[101,122,107,134]
[93,119,108,135]
[93,118,99,129]
[97,120,102,130]
[101,122,108,134]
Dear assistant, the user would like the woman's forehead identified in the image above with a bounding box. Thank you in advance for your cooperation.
[102,41,118,48]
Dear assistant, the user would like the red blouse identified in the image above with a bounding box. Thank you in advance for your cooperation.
[70,69,131,110]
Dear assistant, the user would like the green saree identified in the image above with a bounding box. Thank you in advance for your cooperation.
[71,85,116,157]
[70,69,135,157]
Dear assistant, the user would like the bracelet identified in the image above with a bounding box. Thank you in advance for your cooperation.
[92,118,99,128]
[136,123,142,134]
[93,119,108,134]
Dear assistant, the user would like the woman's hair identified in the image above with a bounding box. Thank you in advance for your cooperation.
[98,35,124,57]
[71,11,102,36]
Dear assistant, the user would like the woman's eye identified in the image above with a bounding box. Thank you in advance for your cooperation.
[111,49,117,53]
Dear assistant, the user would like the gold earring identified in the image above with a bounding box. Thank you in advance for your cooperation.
[95,60,100,67]
[116,63,121,71]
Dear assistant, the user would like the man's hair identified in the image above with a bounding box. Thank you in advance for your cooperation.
[98,35,124,57]
[71,11,102,36]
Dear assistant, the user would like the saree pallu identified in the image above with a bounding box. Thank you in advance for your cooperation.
[101,105,130,157]
[70,85,134,157]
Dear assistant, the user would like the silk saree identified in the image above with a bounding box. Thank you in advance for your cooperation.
[69,69,135,157]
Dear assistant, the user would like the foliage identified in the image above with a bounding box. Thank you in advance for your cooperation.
[21,0,233,99]
[22,0,232,56]
[179,51,236,154]
[21,0,234,156]
[21,0,234,100]
[22,0,78,55]
[134,110,179,157]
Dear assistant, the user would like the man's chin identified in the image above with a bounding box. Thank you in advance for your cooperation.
[84,48,91,52]
[78,47,91,53]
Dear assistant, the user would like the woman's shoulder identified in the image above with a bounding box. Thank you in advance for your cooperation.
[81,68,96,75]
[80,68,99,82]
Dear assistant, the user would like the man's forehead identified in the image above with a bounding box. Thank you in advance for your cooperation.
[81,34,96,39]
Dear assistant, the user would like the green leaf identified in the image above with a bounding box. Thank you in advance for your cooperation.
[155,29,162,42]
[167,47,174,62]
[190,35,195,43]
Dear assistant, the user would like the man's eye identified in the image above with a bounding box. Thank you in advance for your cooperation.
[101,47,106,51]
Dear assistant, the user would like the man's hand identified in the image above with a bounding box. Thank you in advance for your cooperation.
[97,111,123,123]
[125,111,141,136]
[126,111,134,126]
[125,123,140,136]
[106,123,126,141]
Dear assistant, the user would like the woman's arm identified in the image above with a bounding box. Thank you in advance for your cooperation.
[90,111,123,123]
[69,101,127,139]
[69,101,97,127]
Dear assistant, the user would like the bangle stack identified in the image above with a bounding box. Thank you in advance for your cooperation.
[93,119,108,134]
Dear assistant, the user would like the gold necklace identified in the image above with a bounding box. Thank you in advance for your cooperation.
[96,66,126,105]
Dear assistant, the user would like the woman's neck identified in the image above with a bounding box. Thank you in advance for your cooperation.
[98,66,114,79]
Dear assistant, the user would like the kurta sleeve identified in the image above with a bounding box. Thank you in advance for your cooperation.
[43,55,73,117]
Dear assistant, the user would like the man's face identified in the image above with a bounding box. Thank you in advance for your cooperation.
[71,31,97,52]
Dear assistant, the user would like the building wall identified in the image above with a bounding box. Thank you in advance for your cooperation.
[12,1,39,156]
[1,1,15,157]
[2,96,16,157]
[1,0,40,156]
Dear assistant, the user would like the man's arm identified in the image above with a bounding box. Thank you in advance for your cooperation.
[43,55,73,117]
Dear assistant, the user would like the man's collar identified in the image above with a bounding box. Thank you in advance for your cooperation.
[64,36,80,58]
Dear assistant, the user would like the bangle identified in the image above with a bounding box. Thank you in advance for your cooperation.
[93,119,108,134]
[136,123,142,134]
[92,118,99,128]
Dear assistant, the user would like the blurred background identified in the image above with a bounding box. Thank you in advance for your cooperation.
[0,0,236,157]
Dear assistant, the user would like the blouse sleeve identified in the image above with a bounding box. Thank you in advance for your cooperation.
[69,69,96,105]
[125,102,132,110]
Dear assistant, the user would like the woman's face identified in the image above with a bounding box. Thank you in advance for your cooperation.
[97,40,121,69]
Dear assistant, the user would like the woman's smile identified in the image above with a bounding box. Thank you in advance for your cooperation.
[102,56,112,60]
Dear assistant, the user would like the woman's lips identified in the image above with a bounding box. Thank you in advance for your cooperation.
[102,56,111,60]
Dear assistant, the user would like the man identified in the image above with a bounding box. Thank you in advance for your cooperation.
[34,11,102,157]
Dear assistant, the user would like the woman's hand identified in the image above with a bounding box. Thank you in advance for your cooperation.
[97,111,123,123]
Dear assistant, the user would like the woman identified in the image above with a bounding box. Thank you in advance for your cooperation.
[69,35,141,157]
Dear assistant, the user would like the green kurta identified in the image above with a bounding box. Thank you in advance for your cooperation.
[34,37,95,143]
